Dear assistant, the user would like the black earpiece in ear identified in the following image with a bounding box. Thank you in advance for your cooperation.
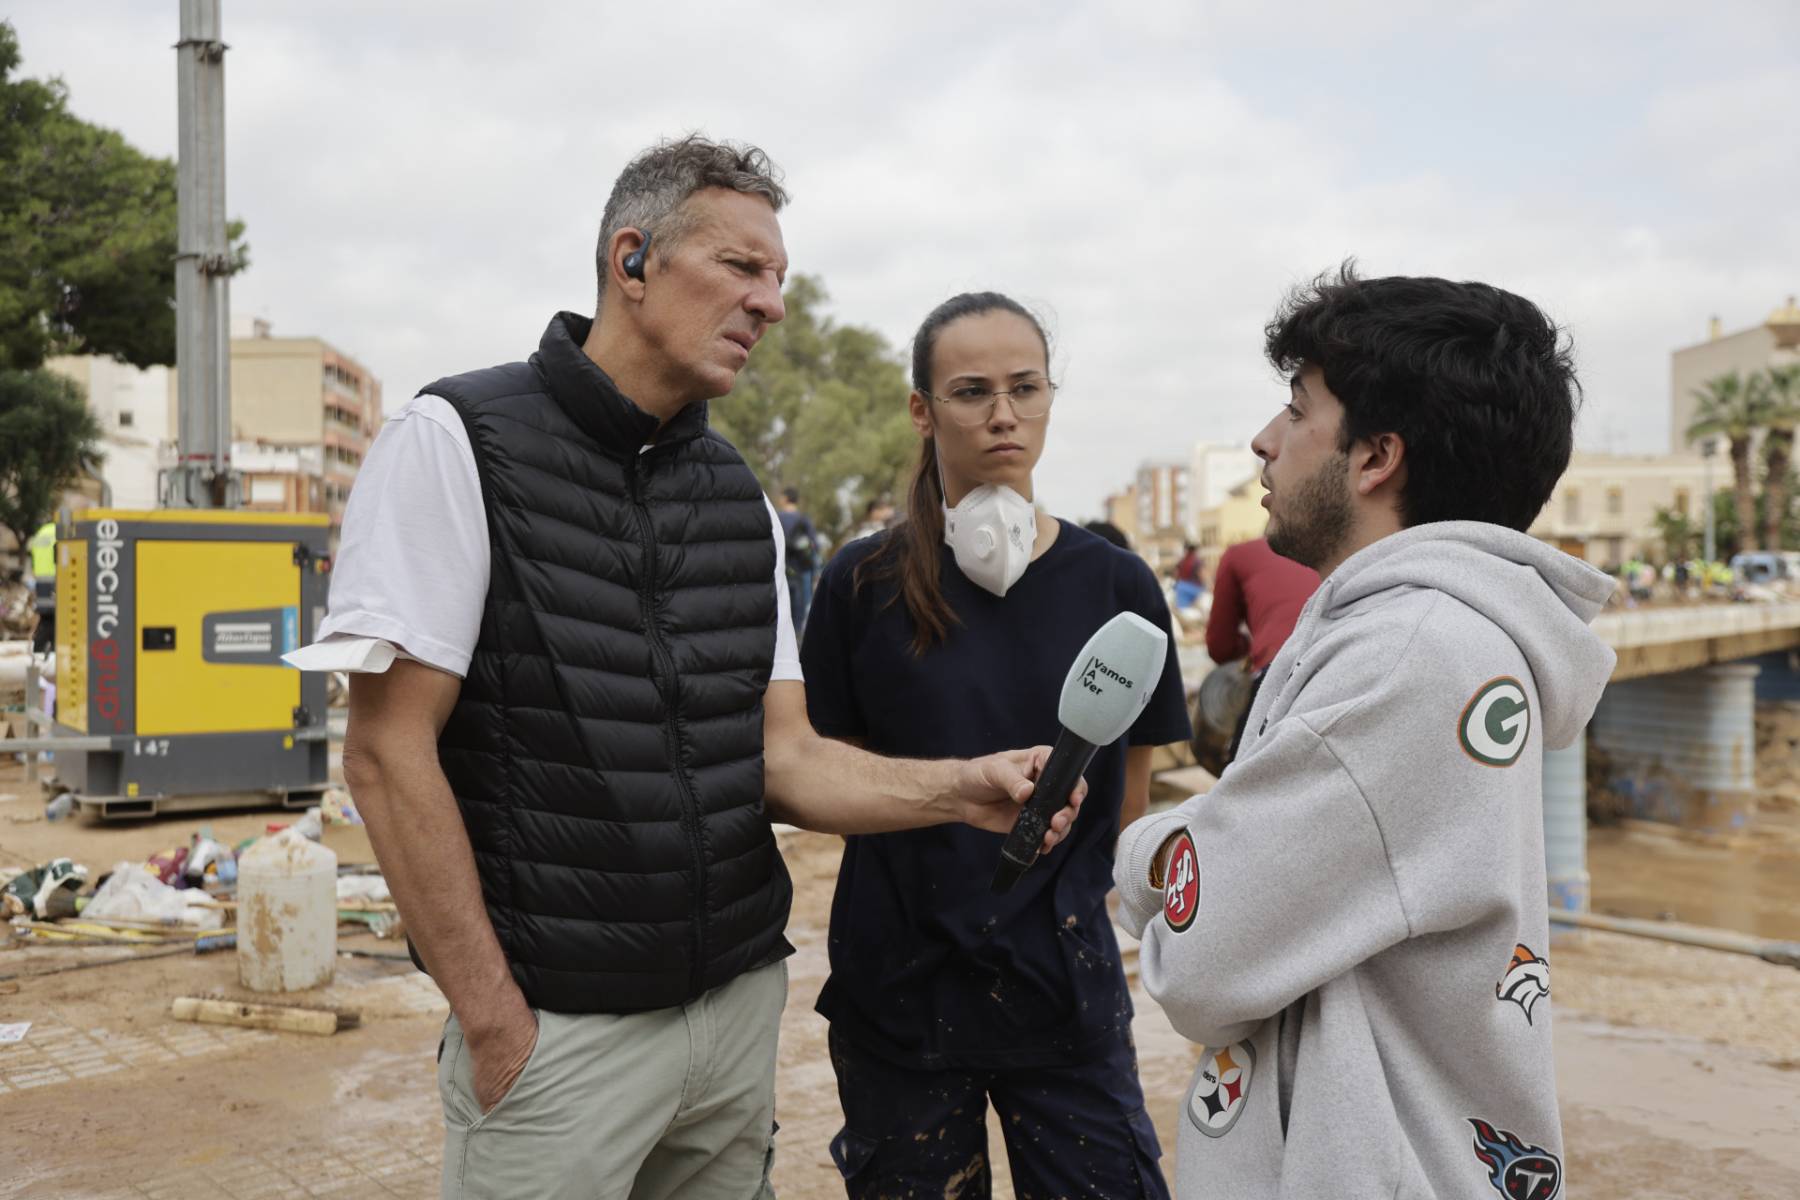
[622,229,652,281]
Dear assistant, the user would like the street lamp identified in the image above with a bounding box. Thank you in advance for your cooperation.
[1700,437,1717,567]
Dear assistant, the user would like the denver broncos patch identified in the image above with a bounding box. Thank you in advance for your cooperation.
[1468,1118,1562,1199]
[1187,1041,1254,1137]
[1162,829,1199,932]
[1459,677,1531,767]
[1496,943,1550,1025]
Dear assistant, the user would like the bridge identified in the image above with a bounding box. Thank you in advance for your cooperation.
[1173,599,1800,917]
[1596,600,1800,679]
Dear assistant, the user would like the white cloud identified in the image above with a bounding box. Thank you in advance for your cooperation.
[9,0,1798,517]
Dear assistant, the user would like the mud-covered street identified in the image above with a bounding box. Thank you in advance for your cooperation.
[4,759,1800,1198]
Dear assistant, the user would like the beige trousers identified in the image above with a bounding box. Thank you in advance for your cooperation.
[438,959,787,1200]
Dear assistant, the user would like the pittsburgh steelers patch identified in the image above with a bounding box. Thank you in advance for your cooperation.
[1468,1118,1562,1200]
[1162,829,1199,932]
[1186,1040,1255,1137]
[1459,677,1531,767]
[1496,943,1550,1025]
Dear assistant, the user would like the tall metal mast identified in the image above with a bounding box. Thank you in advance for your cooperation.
[168,0,236,509]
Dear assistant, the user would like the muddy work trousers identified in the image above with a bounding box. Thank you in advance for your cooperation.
[827,1026,1170,1200]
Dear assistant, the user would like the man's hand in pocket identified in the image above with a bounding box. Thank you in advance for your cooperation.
[465,1003,539,1113]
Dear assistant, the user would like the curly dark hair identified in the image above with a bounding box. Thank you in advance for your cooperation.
[1265,263,1580,532]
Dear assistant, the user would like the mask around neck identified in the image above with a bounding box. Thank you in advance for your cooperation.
[942,483,1038,597]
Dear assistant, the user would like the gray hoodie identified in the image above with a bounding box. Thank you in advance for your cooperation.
[1115,522,1615,1200]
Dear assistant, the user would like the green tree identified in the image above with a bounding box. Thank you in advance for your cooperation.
[0,368,103,559]
[1651,504,1696,562]
[1686,370,1771,558]
[0,20,248,370]
[713,275,915,545]
[1762,364,1800,552]
[1709,472,1800,560]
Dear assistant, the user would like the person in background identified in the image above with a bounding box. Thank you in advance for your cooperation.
[1082,519,1132,551]
[844,495,896,544]
[1205,537,1317,675]
[1205,535,1320,755]
[28,520,55,654]
[801,291,1190,1198]
[1172,540,1205,610]
[776,486,822,633]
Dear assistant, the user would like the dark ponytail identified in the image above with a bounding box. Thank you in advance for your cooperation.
[854,291,1050,656]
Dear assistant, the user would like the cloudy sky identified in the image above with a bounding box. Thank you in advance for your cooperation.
[12,0,1799,518]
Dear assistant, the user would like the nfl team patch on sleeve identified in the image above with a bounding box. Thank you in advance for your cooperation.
[1162,829,1199,932]
[1458,677,1531,767]
[1468,1118,1562,1200]
[1187,1040,1255,1137]
[1496,943,1551,1024]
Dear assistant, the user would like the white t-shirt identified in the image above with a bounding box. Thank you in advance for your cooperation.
[284,394,804,682]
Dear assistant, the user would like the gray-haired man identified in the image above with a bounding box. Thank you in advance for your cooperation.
[286,136,1079,1198]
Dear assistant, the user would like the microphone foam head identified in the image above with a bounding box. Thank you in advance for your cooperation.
[1056,612,1169,744]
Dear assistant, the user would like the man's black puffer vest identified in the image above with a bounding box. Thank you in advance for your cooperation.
[426,311,793,1014]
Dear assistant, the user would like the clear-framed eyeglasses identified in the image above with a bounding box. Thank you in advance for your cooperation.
[924,376,1057,427]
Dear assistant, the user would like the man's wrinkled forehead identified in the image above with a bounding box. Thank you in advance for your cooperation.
[678,191,788,276]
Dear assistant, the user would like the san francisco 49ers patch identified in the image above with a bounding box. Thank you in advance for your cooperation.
[1163,829,1199,932]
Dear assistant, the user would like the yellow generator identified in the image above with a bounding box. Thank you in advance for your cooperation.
[53,509,333,819]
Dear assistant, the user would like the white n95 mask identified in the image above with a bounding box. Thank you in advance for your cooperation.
[943,484,1037,597]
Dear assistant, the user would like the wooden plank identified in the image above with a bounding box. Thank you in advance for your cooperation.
[168,996,346,1036]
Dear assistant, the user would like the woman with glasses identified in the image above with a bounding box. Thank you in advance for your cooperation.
[799,292,1190,1198]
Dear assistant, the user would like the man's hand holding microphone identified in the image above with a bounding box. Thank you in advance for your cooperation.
[991,612,1169,892]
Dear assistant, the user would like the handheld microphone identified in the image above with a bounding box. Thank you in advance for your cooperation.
[991,611,1169,893]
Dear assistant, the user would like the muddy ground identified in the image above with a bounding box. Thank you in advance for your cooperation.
[3,760,1800,1198]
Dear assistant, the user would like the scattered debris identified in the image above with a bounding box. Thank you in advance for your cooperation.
[169,995,359,1036]
[84,862,225,930]
[2,858,87,920]
[294,806,323,842]
[335,874,391,906]
[185,831,237,887]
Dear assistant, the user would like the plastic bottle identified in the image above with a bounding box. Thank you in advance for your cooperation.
[236,827,337,992]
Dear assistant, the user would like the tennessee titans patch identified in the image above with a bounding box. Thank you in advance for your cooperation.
[1469,1118,1562,1199]
[1496,943,1551,1025]
[1163,829,1199,932]
[1186,1040,1254,1138]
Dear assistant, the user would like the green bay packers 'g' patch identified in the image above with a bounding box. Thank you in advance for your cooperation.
[1458,677,1531,767]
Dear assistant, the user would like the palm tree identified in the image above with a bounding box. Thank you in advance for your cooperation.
[1686,370,1771,557]
[1762,364,1800,551]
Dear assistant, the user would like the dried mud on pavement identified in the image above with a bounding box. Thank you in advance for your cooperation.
[3,781,1799,1198]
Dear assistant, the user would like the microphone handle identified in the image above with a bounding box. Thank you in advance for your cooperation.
[991,727,1099,894]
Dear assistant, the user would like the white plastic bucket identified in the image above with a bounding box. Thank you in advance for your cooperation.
[237,827,337,992]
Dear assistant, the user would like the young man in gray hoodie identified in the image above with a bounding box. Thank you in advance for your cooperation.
[1115,268,1616,1200]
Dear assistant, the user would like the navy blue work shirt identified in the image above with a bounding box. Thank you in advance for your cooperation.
[799,520,1192,1070]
